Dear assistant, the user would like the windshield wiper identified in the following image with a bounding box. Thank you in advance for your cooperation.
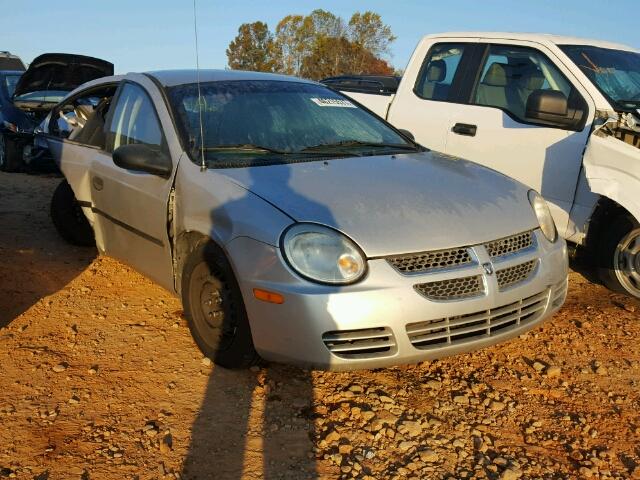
[298,140,419,153]
[202,143,289,154]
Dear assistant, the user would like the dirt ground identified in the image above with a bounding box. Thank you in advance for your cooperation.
[0,171,639,480]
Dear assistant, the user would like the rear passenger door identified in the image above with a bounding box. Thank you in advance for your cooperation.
[442,41,595,237]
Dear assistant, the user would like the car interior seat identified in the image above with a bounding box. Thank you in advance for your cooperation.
[420,59,448,100]
[512,60,546,118]
[70,97,111,148]
[475,62,516,112]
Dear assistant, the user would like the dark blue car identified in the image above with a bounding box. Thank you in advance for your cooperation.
[0,53,113,171]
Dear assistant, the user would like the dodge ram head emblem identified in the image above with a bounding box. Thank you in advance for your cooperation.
[482,263,494,275]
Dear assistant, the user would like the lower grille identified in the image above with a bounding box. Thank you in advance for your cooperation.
[496,260,537,291]
[322,327,396,359]
[406,289,549,350]
[415,275,484,301]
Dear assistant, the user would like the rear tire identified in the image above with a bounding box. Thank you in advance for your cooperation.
[50,180,95,247]
[597,213,640,299]
[181,242,260,369]
[0,134,23,172]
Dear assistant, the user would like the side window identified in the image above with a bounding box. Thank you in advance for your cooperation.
[472,45,581,124]
[107,83,165,152]
[51,85,117,149]
[415,43,467,101]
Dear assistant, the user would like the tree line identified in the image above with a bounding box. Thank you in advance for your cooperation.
[226,10,397,80]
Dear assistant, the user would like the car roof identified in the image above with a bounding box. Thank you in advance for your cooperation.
[422,32,638,52]
[145,69,318,87]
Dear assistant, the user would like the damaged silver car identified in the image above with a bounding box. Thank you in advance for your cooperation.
[40,70,567,370]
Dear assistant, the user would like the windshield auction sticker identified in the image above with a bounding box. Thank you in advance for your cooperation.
[310,98,357,108]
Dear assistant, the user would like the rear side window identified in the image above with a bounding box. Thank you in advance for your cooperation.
[107,83,165,152]
[414,44,467,101]
[472,44,582,124]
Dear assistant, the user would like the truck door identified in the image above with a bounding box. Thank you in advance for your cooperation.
[442,41,595,237]
[387,40,482,153]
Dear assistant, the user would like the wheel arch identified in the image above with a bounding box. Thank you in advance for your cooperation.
[584,196,633,257]
[173,230,237,298]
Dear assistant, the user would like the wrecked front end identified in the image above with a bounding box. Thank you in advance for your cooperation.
[583,109,640,223]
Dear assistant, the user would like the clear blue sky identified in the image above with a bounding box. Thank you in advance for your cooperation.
[3,0,638,74]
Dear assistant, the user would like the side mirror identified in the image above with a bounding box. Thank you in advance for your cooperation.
[526,90,568,123]
[113,144,172,178]
[398,129,415,141]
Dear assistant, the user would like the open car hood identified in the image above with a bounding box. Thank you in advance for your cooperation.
[13,53,113,98]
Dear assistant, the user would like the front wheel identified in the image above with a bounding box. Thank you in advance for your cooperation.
[181,242,260,369]
[598,213,640,299]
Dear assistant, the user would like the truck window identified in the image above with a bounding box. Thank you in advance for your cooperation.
[472,44,581,125]
[414,44,467,101]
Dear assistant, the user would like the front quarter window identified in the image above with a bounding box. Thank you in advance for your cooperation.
[561,45,640,111]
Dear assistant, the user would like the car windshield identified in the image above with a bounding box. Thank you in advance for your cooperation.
[167,80,417,167]
[3,74,21,98]
[560,45,640,111]
[13,90,68,103]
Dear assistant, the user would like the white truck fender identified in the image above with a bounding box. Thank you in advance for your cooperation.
[583,133,640,223]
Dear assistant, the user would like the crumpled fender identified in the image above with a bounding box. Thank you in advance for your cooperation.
[583,133,640,223]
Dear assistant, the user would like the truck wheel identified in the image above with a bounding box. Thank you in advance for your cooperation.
[598,213,640,299]
[0,134,22,172]
[182,242,260,369]
[50,180,95,247]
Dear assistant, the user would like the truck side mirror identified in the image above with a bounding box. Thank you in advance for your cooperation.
[526,90,569,123]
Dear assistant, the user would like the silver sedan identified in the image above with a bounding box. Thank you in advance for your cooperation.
[42,70,568,370]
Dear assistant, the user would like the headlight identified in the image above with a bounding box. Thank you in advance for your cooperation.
[528,190,557,242]
[281,223,366,284]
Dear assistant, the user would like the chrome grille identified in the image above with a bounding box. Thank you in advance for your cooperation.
[485,231,534,258]
[407,290,549,350]
[414,275,484,301]
[496,260,537,291]
[323,327,396,359]
[387,247,473,274]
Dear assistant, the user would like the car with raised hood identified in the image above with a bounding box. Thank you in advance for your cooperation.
[41,69,567,370]
[324,32,640,300]
[0,53,112,171]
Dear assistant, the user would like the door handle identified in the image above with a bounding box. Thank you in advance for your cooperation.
[92,176,104,191]
[451,123,477,137]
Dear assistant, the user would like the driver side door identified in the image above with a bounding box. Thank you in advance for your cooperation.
[89,80,177,291]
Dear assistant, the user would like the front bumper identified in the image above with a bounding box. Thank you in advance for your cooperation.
[228,230,568,371]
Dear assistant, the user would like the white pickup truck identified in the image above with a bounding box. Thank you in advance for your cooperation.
[325,32,640,299]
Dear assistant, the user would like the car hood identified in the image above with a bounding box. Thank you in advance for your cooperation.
[13,53,113,99]
[220,151,539,257]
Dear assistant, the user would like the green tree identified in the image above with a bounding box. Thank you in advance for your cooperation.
[227,10,397,79]
[348,12,397,73]
[226,21,278,72]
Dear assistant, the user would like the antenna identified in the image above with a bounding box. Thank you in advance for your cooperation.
[193,0,206,171]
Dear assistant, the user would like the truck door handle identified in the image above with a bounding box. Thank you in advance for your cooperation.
[452,123,477,137]
[92,176,104,191]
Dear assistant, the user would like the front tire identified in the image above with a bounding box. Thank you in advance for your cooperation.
[50,180,95,246]
[598,213,640,299]
[182,242,260,369]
